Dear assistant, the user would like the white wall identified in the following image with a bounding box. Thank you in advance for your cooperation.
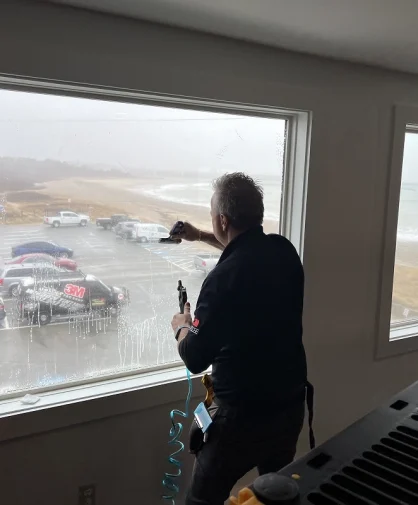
[1,1,418,503]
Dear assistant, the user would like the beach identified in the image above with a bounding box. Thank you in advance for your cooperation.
[2,176,282,235]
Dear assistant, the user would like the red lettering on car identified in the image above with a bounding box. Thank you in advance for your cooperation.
[64,284,86,299]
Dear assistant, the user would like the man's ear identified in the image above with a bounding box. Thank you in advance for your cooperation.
[220,214,228,232]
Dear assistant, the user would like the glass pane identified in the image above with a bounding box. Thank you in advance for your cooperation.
[391,131,418,324]
[0,88,286,395]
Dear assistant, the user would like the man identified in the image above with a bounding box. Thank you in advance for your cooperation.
[171,172,309,505]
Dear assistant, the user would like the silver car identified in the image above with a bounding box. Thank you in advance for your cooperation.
[0,264,73,297]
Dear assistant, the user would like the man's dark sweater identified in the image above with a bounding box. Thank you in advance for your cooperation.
[179,226,307,410]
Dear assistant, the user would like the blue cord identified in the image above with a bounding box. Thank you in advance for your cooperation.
[162,368,193,504]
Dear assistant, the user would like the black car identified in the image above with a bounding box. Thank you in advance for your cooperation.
[96,214,131,230]
[12,241,74,258]
[17,273,129,325]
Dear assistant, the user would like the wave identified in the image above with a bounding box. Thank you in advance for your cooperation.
[133,182,282,222]
[133,183,418,238]
[141,183,212,210]
[397,229,418,242]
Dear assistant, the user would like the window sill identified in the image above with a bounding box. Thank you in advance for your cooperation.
[390,320,418,341]
[0,364,203,443]
[377,321,418,359]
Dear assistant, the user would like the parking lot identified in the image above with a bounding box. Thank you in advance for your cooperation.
[0,224,211,395]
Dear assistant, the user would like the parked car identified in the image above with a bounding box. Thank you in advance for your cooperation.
[194,253,220,275]
[96,214,132,230]
[17,273,129,325]
[11,241,74,259]
[0,264,74,297]
[133,223,170,243]
[6,253,78,271]
[44,211,90,228]
[115,221,141,239]
[0,296,6,321]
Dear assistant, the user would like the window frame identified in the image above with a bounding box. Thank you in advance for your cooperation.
[0,73,311,434]
[377,105,418,358]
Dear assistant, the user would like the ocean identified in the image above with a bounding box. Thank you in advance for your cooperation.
[139,179,282,222]
[398,184,418,242]
[136,181,418,242]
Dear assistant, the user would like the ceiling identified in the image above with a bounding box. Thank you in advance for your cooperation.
[49,0,418,74]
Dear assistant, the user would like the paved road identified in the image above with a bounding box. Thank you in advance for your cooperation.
[0,224,213,395]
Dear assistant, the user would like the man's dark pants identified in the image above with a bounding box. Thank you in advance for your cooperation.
[185,400,305,505]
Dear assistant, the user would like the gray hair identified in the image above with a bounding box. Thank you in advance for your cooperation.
[212,172,264,230]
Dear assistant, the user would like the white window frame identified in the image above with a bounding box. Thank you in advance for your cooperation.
[0,74,311,438]
[377,105,418,358]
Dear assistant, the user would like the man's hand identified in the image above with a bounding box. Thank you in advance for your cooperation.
[171,222,200,243]
[170,221,224,250]
[171,302,193,343]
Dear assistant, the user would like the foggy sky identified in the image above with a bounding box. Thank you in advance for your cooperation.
[1,89,418,182]
[402,133,418,183]
[0,89,285,177]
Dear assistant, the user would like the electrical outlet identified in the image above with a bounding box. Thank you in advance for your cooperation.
[79,484,96,505]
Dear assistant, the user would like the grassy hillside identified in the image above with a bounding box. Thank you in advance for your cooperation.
[0,157,132,192]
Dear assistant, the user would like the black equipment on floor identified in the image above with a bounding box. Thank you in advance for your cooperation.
[239,380,418,505]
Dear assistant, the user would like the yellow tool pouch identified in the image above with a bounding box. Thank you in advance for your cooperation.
[188,374,214,454]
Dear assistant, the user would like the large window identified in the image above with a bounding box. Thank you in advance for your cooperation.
[378,107,418,357]
[391,132,418,326]
[0,86,308,396]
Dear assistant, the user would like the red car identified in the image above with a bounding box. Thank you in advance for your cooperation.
[6,253,78,271]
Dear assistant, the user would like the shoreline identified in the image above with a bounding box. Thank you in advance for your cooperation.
[5,177,279,234]
[128,179,282,222]
[1,174,417,239]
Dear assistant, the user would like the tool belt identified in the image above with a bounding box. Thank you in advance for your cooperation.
[189,374,214,454]
[189,379,315,457]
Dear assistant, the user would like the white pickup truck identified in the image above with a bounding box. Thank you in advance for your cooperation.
[44,211,90,228]
[193,253,220,275]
